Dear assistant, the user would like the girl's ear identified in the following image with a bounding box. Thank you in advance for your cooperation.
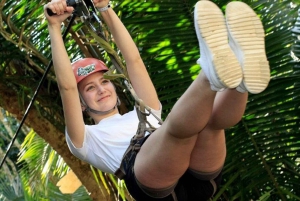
[81,103,86,112]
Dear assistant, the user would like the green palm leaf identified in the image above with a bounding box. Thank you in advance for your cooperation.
[0,0,300,200]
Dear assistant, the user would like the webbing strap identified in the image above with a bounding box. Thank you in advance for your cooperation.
[114,80,164,179]
[115,99,157,179]
[171,191,178,201]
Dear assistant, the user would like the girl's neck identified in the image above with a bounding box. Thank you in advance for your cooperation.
[92,108,119,124]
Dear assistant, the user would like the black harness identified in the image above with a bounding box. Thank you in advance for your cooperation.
[114,82,179,201]
[115,80,162,179]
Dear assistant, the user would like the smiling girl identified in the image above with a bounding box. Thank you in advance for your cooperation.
[44,0,269,200]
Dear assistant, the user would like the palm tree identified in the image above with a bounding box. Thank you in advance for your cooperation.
[0,0,299,200]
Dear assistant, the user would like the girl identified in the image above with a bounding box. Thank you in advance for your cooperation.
[44,0,269,200]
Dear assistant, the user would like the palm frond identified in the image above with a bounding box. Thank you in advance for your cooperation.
[1,0,300,200]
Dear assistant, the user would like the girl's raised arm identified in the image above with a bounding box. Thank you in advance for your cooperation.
[94,0,160,110]
[44,1,85,148]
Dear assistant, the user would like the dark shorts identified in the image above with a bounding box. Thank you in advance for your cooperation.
[121,136,222,201]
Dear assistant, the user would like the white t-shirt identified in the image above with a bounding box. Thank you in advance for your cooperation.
[66,106,162,174]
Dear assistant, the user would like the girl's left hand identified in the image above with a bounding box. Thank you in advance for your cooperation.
[93,0,110,9]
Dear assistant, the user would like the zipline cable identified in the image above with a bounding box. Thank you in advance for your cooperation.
[0,14,77,169]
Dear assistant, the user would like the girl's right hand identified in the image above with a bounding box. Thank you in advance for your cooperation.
[44,0,74,26]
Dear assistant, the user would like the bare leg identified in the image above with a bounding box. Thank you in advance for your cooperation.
[189,90,248,172]
[134,71,219,188]
[134,0,251,192]
[209,89,248,129]
[190,129,226,173]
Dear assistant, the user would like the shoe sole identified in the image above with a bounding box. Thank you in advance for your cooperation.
[194,0,242,88]
[226,2,270,94]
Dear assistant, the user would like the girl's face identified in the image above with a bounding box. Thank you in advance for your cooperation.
[78,71,117,114]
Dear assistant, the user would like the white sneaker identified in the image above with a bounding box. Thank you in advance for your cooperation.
[194,0,242,91]
[226,1,270,94]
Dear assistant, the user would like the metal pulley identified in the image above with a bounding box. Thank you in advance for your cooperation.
[47,0,97,21]
[47,0,102,32]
